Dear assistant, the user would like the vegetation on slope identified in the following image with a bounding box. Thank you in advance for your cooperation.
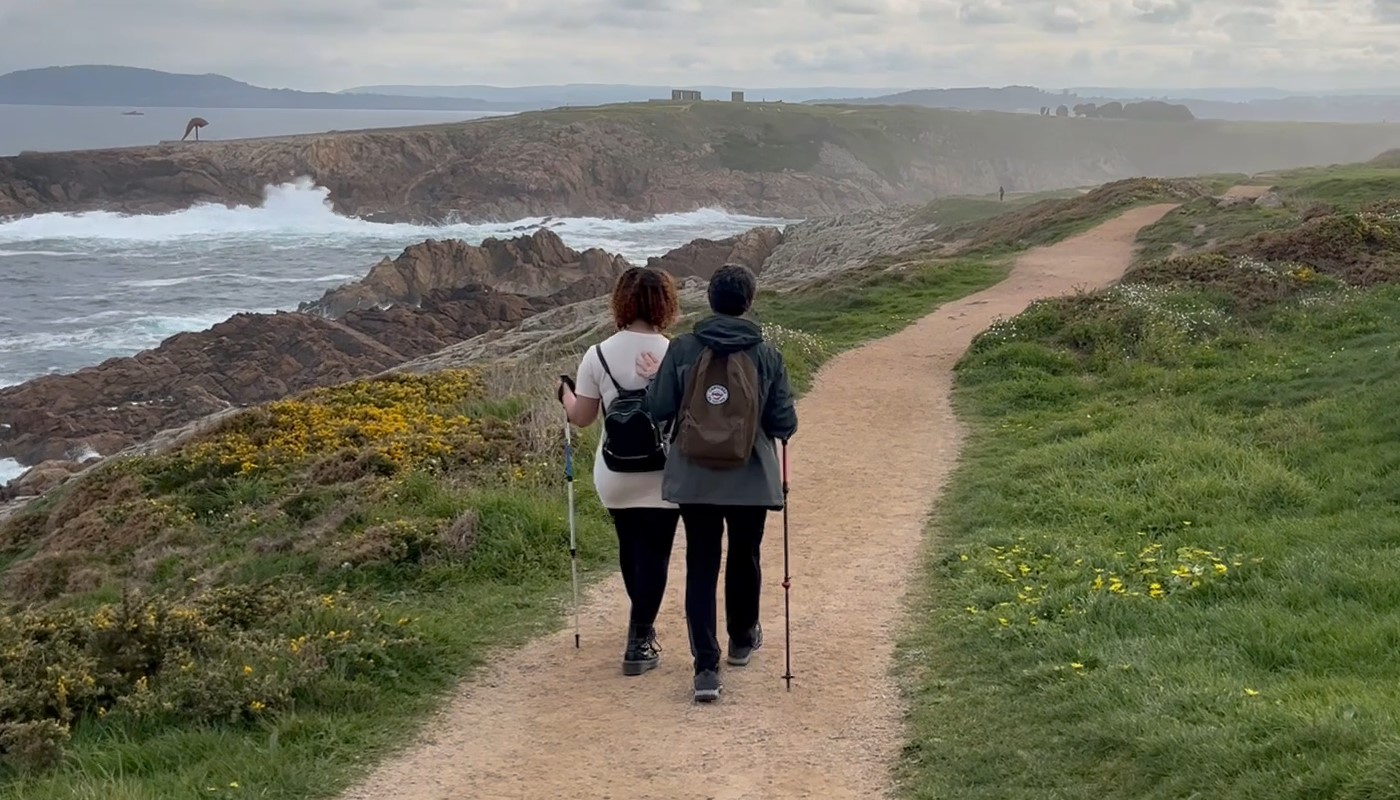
[520,101,1400,186]
[899,163,1400,799]
[0,226,1013,797]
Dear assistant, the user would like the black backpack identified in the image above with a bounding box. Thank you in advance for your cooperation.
[595,345,667,473]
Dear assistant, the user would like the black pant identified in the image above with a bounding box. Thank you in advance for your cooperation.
[609,507,680,633]
[680,504,768,673]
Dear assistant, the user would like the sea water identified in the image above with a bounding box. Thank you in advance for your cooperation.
[0,178,793,389]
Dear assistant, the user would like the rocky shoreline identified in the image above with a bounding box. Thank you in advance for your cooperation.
[0,226,783,494]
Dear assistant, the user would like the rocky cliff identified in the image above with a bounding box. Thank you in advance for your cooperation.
[302,229,631,317]
[4,102,1399,222]
[0,226,785,471]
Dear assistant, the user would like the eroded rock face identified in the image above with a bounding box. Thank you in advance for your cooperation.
[646,226,784,278]
[302,229,630,318]
[0,312,408,465]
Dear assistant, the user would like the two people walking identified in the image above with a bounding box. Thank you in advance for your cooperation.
[557,263,798,702]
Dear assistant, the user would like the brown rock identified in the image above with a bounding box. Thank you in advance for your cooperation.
[301,229,630,318]
[646,226,784,279]
[8,460,82,497]
[0,313,407,466]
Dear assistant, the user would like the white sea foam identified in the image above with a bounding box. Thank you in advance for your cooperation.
[0,176,795,260]
[0,177,795,386]
[0,458,25,486]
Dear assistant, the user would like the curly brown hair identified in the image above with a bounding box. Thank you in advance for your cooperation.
[611,267,680,331]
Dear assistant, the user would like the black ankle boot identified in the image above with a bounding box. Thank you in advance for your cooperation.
[622,623,661,676]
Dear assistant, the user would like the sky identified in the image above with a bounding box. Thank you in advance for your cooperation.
[0,0,1398,92]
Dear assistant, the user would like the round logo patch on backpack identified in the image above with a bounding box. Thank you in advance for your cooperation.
[705,384,729,405]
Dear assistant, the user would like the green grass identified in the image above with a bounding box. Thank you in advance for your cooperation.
[1135,196,1298,260]
[898,265,1400,797]
[754,256,1012,392]
[905,189,1085,229]
[1271,165,1400,207]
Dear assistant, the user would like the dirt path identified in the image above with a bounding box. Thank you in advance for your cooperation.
[340,203,1180,800]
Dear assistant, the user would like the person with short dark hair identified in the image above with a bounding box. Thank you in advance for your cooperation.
[637,263,798,702]
[558,266,682,677]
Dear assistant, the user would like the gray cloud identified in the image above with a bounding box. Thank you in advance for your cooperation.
[0,0,1392,91]
[958,0,1014,24]
[1037,4,1091,33]
[1134,0,1193,24]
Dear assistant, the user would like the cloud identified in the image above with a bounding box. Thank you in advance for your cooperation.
[1133,0,1193,24]
[0,0,1394,92]
[957,0,1014,24]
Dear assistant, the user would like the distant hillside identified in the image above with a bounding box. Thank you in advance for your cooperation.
[340,83,904,107]
[822,85,1400,124]
[0,66,530,111]
[2,100,1399,223]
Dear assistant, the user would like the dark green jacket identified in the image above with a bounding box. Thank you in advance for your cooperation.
[643,314,798,508]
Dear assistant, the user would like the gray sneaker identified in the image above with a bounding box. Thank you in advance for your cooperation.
[726,623,763,667]
[693,669,722,703]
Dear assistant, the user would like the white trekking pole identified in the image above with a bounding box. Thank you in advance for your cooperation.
[564,416,581,649]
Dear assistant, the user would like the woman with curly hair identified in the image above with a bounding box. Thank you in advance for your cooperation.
[557,266,681,676]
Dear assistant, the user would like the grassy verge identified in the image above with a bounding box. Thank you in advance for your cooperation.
[897,167,1400,798]
[755,256,1012,391]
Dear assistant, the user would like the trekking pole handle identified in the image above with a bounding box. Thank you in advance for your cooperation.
[563,418,574,481]
[780,438,789,494]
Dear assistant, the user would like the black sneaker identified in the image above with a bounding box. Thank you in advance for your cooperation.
[693,669,722,702]
[726,622,763,667]
[622,628,661,676]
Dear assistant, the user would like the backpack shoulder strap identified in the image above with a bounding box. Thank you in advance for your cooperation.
[594,343,625,395]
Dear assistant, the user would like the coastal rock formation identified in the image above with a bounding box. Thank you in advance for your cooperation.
[0,225,776,472]
[646,226,784,278]
[760,207,942,288]
[302,230,630,317]
[4,102,1398,222]
[0,313,407,465]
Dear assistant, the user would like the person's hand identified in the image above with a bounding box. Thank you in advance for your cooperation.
[556,374,576,404]
[636,352,660,380]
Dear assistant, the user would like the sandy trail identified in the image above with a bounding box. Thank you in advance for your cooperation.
[341,203,1180,800]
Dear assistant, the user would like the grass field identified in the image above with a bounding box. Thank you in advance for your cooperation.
[897,163,1400,799]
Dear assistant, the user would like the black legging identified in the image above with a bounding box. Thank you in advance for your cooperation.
[608,507,681,631]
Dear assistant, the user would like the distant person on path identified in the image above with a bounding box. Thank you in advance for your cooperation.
[558,267,681,677]
[1000,185,1005,201]
[636,263,799,703]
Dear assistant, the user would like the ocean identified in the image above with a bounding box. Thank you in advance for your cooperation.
[0,177,793,484]
[0,105,509,156]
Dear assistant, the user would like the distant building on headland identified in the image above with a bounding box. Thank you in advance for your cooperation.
[671,89,702,101]
[731,91,745,103]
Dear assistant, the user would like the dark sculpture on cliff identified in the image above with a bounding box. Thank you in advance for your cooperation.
[182,117,209,141]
